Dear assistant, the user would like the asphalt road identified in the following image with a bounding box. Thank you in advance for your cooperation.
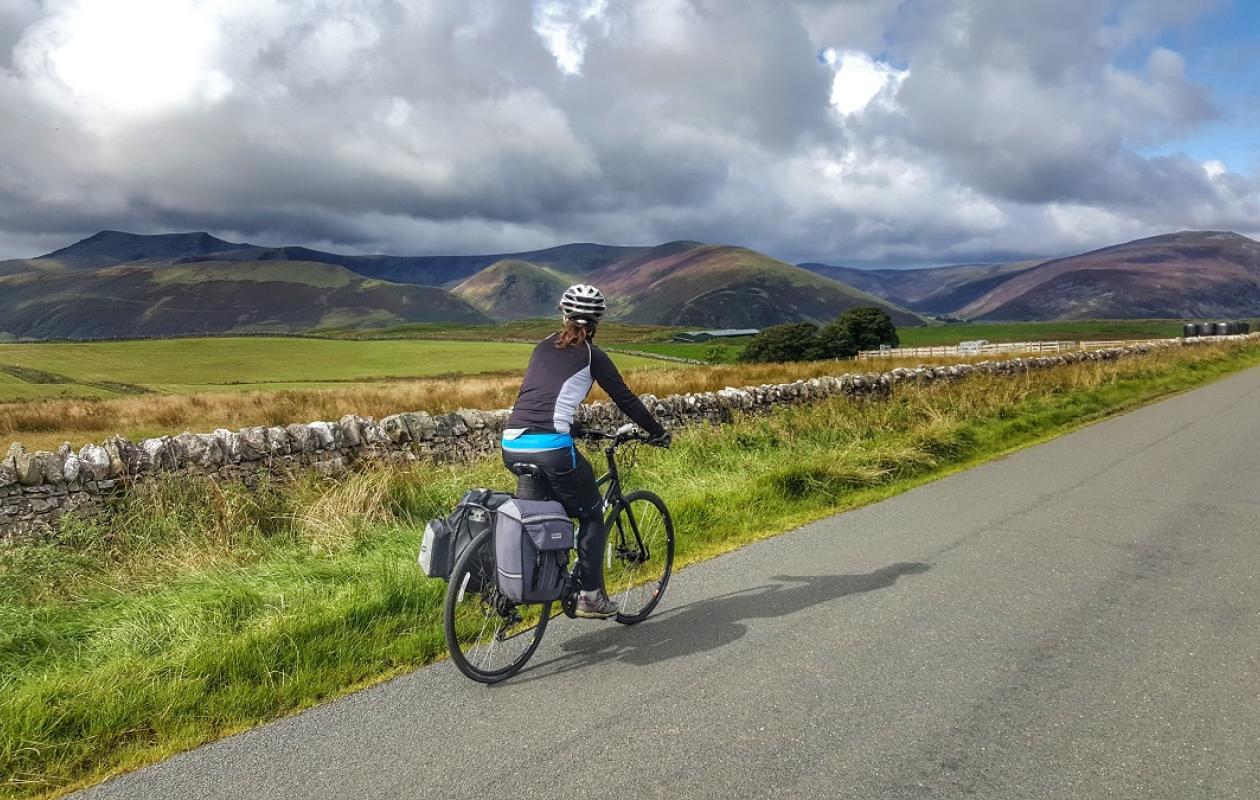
[77,366,1260,800]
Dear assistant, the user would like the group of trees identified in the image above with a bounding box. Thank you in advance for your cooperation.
[739,307,899,363]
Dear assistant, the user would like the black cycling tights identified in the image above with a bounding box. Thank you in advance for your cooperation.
[502,447,607,592]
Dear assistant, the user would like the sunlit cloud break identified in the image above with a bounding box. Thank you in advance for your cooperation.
[532,0,609,76]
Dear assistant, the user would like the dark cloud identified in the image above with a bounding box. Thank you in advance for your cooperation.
[0,0,1254,265]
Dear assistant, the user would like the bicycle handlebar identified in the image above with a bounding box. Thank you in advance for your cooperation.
[576,426,668,447]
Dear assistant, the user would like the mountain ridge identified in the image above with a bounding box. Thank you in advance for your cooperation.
[5,231,921,339]
[10,228,1257,339]
[801,230,1260,321]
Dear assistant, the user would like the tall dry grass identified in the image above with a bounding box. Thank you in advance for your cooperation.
[0,359,900,452]
[1,343,1239,453]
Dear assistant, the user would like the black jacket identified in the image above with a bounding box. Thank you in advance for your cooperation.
[505,335,665,437]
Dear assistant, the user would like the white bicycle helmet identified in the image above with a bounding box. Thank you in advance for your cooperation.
[559,284,606,324]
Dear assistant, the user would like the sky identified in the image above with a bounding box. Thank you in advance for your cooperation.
[0,0,1257,266]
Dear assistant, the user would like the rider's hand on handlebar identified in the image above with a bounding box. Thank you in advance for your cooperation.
[646,431,672,448]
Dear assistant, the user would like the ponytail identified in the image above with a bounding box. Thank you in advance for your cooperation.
[554,320,591,349]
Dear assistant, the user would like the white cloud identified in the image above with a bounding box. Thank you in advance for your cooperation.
[823,48,907,115]
[532,0,608,76]
[1203,159,1226,179]
[15,0,229,117]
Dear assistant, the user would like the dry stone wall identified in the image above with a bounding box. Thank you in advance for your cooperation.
[2,335,1253,541]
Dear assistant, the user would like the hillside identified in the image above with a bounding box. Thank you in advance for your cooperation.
[0,260,486,340]
[41,230,247,269]
[800,260,1044,314]
[804,231,1260,320]
[591,243,923,327]
[961,231,1260,320]
[0,258,69,278]
[16,227,1260,335]
[451,259,574,319]
[133,239,646,287]
[6,231,923,337]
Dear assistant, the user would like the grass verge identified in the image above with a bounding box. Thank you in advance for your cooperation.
[3,340,1260,798]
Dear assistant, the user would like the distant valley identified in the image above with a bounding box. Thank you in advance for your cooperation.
[2,229,1258,341]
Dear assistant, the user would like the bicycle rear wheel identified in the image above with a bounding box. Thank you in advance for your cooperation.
[603,490,674,624]
[443,529,551,683]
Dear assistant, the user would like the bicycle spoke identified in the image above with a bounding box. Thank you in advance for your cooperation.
[603,492,673,622]
[444,530,551,683]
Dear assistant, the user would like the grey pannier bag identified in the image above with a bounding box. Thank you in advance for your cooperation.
[494,499,574,603]
[418,489,510,587]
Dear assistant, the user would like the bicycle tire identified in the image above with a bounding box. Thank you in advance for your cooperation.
[443,529,552,683]
[603,489,674,624]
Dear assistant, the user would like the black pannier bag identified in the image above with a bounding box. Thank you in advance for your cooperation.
[418,488,511,589]
[494,499,574,603]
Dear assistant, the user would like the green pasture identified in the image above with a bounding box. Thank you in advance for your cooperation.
[0,322,1240,405]
[316,319,677,343]
[603,321,1213,364]
[0,373,104,402]
[0,338,664,402]
[613,340,751,364]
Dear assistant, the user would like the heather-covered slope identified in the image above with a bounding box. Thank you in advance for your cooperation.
[451,259,574,319]
[800,260,1044,314]
[9,232,923,335]
[803,231,1260,320]
[0,260,486,340]
[959,231,1260,320]
[168,241,651,287]
[592,243,924,327]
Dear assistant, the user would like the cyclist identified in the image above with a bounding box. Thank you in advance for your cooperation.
[501,284,670,619]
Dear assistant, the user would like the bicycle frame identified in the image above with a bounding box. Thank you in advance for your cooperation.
[595,440,622,507]
[593,439,651,566]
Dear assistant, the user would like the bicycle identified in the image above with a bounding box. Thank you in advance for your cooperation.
[442,424,675,683]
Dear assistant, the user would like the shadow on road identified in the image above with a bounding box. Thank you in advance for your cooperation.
[516,561,931,683]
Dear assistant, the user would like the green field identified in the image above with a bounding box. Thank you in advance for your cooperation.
[315,319,677,343]
[0,321,1240,406]
[609,340,751,364]
[620,320,1240,362]
[0,338,664,402]
[0,372,105,402]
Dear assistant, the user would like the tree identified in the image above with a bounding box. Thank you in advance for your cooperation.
[815,319,858,359]
[738,322,820,363]
[837,306,899,351]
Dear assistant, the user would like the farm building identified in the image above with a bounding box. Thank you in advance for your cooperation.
[671,329,760,343]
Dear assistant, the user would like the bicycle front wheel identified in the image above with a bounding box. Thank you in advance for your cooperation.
[443,529,551,683]
[603,490,674,624]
